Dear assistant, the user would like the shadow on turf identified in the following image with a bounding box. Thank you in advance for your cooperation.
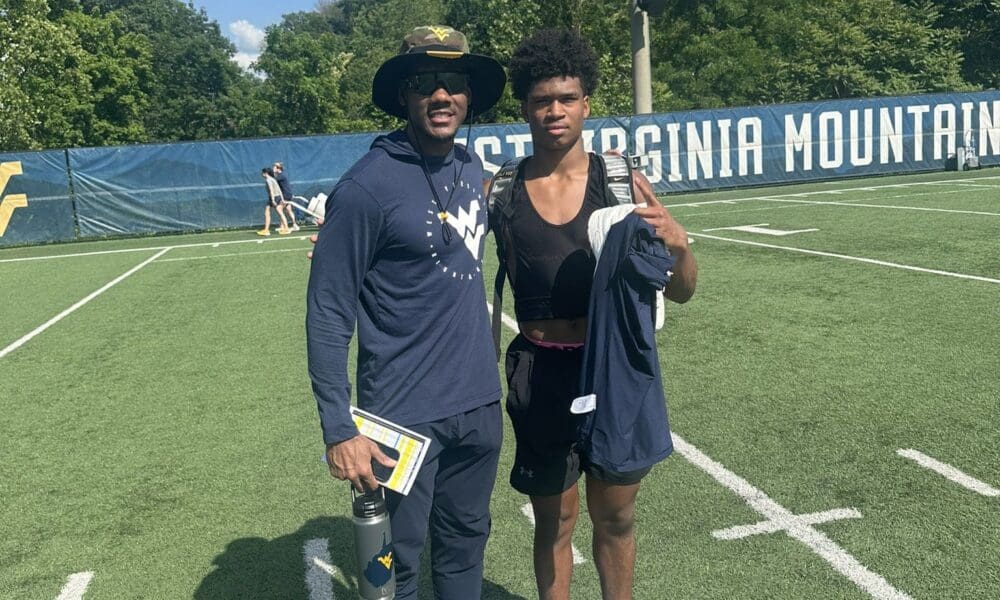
[194,516,526,599]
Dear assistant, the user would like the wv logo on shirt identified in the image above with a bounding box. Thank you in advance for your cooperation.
[445,199,484,260]
[0,162,28,237]
[424,181,485,281]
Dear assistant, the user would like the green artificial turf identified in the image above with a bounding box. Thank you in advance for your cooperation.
[1,169,997,599]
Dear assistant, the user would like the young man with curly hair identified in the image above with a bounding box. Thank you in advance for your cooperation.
[494,29,698,599]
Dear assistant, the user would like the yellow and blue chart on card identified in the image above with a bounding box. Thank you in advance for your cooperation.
[350,407,430,496]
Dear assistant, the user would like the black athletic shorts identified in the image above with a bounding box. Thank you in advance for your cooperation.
[504,334,651,496]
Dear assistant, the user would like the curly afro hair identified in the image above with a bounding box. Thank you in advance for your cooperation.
[508,29,600,101]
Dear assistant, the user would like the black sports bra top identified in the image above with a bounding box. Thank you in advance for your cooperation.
[507,154,612,321]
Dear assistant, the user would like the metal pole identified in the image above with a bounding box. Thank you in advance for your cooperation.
[631,2,653,114]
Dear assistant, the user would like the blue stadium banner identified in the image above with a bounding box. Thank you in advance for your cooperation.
[68,133,377,237]
[0,150,75,247]
[463,91,1000,193]
[2,90,999,246]
[626,91,1000,192]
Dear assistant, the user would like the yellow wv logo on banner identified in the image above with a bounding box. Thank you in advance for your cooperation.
[0,162,28,237]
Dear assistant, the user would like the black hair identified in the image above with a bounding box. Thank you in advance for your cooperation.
[262,167,274,176]
[508,29,599,101]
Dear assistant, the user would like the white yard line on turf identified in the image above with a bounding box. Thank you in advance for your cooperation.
[303,538,338,600]
[712,508,862,540]
[927,182,1000,188]
[156,247,307,262]
[755,196,1000,217]
[689,233,1000,284]
[486,302,521,332]
[0,245,173,263]
[679,188,977,218]
[55,572,93,600]
[0,248,170,360]
[0,235,311,263]
[896,449,1000,497]
[492,308,910,600]
[663,174,1000,209]
[673,436,912,600]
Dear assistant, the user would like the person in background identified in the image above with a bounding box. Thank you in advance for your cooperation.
[491,29,698,600]
[259,167,290,236]
[272,162,300,231]
[306,26,506,600]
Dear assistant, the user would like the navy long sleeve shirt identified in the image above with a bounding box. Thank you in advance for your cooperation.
[306,131,501,444]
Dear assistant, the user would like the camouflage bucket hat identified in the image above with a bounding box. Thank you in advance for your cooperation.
[372,26,506,120]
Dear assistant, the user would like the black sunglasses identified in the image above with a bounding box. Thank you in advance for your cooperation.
[404,72,470,96]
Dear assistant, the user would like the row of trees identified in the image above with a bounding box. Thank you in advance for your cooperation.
[3,0,999,151]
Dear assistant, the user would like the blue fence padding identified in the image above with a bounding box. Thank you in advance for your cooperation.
[2,91,999,246]
[0,150,75,247]
[68,133,378,237]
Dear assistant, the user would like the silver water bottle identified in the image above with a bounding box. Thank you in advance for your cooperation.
[352,486,395,599]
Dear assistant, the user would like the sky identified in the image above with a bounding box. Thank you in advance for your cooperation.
[192,0,320,71]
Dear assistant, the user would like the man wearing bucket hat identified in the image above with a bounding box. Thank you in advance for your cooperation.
[306,26,506,599]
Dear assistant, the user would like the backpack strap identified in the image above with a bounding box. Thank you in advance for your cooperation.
[487,157,526,360]
[596,153,635,206]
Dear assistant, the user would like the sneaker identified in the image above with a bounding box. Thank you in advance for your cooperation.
[277,227,291,235]
[291,224,300,232]
[256,229,270,236]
